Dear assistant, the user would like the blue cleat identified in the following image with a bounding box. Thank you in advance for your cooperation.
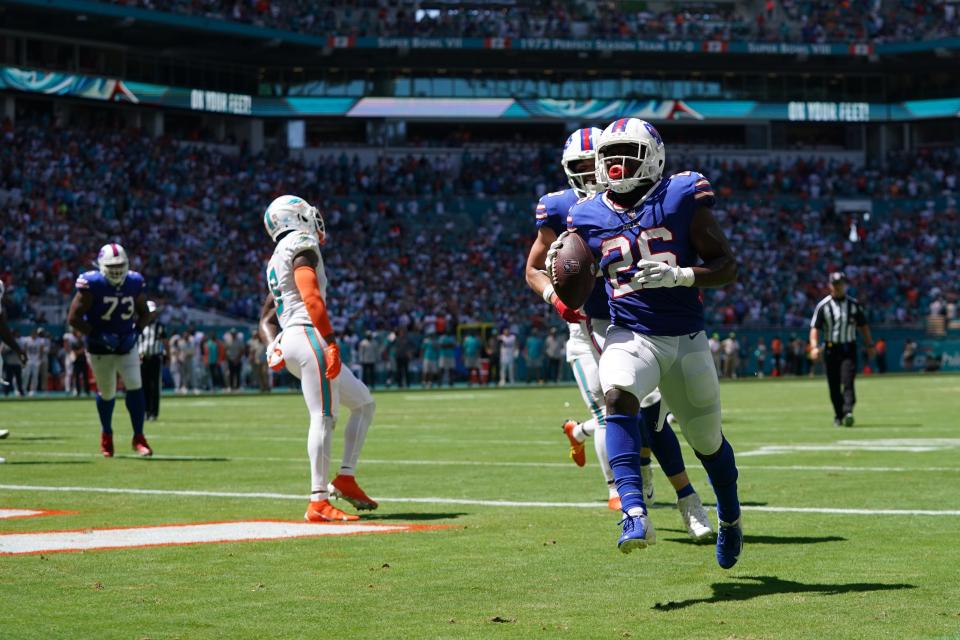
[617,513,656,554]
[716,518,743,569]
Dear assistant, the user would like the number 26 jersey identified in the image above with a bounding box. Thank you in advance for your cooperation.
[567,172,715,336]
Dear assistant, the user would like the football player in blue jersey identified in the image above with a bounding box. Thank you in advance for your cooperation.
[525,129,713,542]
[68,243,157,458]
[563,118,743,568]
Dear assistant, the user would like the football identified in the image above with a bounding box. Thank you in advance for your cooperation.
[549,232,598,309]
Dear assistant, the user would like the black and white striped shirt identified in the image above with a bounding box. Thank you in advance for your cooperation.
[138,323,166,357]
[810,295,866,345]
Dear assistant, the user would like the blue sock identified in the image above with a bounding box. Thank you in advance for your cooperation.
[639,400,660,435]
[676,484,695,499]
[650,420,687,477]
[696,436,740,524]
[125,389,146,436]
[96,395,115,435]
[605,413,646,513]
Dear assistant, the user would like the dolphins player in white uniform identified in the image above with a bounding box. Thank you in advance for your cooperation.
[258,195,377,522]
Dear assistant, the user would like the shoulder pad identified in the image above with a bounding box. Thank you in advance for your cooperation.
[672,170,714,206]
[76,271,100,290]
[288,233,321,260]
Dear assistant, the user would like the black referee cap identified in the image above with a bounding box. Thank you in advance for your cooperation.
[829,271,847,283]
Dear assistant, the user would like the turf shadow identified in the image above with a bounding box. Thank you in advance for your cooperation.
[119,455,230,462]
[651,500,768,509]
[660,531,846,545]
[362,512,468,522]
[3,460,92,465]
[847,422,922,429]
[652,575,915,611]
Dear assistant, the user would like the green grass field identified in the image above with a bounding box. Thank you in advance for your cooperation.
[1,375,959,639]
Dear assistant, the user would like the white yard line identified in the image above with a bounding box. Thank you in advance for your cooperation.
[7,450,960,473]
[0,509,44,519]
[0,521,413,555]
[0,484,958,516]
[7,451,577,468]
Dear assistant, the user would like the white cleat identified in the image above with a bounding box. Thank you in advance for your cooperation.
[0,456,5,464]
[641,464,655,504]
[678,493,715,542]
[0,430,9,439]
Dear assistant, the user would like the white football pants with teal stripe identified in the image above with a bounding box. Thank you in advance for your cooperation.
[567,319,615,488]
[281,325,376,498]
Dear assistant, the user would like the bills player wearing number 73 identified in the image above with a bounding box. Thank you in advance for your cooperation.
[67,243,157,458]
[565,118,744,568]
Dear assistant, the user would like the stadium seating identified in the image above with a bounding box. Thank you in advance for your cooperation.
[101,0,960,44]
[1,115,958,332]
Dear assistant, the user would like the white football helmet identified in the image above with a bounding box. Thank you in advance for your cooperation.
[596,118,666,194]
[561,127,603,196]
[263,195,326,244]
[97,243,130,286]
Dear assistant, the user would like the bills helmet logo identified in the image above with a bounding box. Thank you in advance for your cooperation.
[644,122,663,146]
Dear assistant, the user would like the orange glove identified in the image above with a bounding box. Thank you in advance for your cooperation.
[323,342,341,380]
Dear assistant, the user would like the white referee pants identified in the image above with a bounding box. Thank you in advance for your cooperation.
[24,362,41,393]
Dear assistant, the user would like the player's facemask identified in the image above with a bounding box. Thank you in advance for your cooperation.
[310,206,328,246]
[101,262,129,286]
[565,158,598,196]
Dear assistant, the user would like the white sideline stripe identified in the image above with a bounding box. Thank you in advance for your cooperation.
[10,452,960,473]
[18,452,576,468]
[0,521,407,555]
[0,509,43,519]
[1,484,959,516]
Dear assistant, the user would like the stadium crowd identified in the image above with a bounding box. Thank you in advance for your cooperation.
[104,0,960,44]
[2,115,959,336]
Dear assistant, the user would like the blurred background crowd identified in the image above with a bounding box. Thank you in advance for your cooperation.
[106,0,960,44]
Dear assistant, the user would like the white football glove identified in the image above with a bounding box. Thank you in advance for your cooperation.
[266,333,285,371]
[633,260,695,289]
[544,230,572,281]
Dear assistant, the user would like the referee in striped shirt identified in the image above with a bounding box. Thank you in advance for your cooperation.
[809,272,875,427]
[138,301,167,421]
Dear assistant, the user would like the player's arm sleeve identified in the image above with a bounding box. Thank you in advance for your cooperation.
[535,195,565,236]
[566,205,601,259]
[293,266,334,340]
[691,173,716,208]
[67,290,94,335]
